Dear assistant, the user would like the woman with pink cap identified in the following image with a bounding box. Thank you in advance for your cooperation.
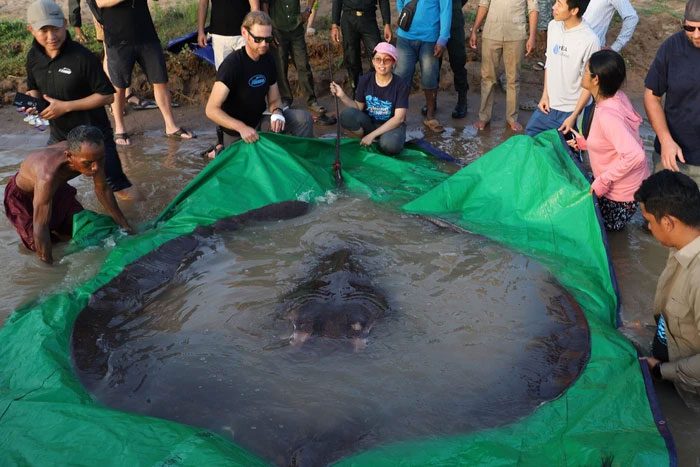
[329,42,409,155]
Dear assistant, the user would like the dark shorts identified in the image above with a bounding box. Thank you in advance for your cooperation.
[106,41,168,88]
[3,174,84,251]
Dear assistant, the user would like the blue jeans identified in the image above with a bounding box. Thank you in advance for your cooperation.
[340,108,406,155]
[394,37,439,90]
[525,108,572,137]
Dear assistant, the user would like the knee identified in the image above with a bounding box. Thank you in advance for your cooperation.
[339,108,363,130]
[378,133,405,155]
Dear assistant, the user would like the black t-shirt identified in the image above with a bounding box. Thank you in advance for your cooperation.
[355,72,410,123]
[216,48,277,134]
[100,0,159,47]
[645,31,700,165]
[210,0,251,36]
[26,37,116,142]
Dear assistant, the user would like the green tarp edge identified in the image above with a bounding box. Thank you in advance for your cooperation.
[0,131,668,465]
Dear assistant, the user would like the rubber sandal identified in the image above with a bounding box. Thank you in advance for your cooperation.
[533,61,545,71]
[201,144,223,159]
[165,127,195,140]
[423,119,445,133]
[126,93,158,110]
[114,132,131,146]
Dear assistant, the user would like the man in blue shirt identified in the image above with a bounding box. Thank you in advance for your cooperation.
[394,0,451,133]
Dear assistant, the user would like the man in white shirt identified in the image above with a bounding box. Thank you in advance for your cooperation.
[583,0,638,52]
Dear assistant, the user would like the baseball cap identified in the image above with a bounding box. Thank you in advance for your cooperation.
[27,0,65,30]
[373,42,398,62]
[686,0,700,21]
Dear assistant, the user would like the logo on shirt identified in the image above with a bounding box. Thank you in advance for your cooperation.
[552,44,569,57]
[58,67,72,75]
[248,74,267,88]
[365,95,393,122]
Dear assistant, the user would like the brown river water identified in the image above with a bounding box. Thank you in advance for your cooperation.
[0,116,698,465]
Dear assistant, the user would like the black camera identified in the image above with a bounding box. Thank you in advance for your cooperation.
[13,92,49,112]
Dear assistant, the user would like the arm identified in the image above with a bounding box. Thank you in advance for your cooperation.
[93,169,132,232]
[558,89,592,133]
[267,83,287,133]
[32,176,55,264]
[659,284,700,386]
[468,5,489,50]
[526,10,538,56]
[436,0,452,49]
[95,0,127,8]
[197,0,209,48]
[69,0,82,27]
[538,69,550,113]
[378,0,391,30]
[331,0,342,42]
[205,81,259,143]
[609,0,638,52]
[644,88,684,171]
[40,93,113,120]
[329,82,362,109]
[249,0,260,10]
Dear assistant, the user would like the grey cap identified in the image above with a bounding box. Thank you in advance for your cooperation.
[686,0,700,21]
[27,0,65,30]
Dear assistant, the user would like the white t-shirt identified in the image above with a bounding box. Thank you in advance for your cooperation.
[545,20,600,112]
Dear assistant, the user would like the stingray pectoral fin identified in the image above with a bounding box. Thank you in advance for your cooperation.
[290,330,312,346]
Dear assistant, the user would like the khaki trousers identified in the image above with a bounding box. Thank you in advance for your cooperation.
[478,38,526,124]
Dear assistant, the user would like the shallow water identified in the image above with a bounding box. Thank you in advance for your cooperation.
[1,120,698,465]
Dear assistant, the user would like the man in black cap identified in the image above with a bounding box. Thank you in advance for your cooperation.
[330,0,392,97]
[644,0,700,185]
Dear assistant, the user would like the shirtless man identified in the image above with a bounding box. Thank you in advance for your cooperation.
[3,125,132,264]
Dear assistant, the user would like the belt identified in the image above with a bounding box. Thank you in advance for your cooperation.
[344,9,372,16]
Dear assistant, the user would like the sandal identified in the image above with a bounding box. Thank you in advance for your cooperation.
[519,100,538,111]
[423,119,445,133]
[126,93,158,110]
[201,144,223,159]
[114,132,131,146]
[165,127,195,140]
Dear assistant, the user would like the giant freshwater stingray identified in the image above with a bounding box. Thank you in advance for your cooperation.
[70,201,590,467]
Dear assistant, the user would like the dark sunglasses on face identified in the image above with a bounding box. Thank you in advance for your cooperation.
[682,23,700,32]
[246,29,274,43]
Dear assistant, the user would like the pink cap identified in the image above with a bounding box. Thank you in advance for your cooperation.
[373,42,398,62]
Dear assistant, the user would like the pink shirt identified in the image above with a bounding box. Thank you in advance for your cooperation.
[576,91,650,202]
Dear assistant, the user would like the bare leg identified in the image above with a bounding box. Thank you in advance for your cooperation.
[111,87,129,145]
[153,83,192,138]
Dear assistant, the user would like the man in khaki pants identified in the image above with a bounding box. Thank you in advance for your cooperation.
[469,0,538,131]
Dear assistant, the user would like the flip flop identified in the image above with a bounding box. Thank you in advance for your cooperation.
[165,127,195,140]
[423,119,445,133]
[126,93,158,110]
[201,144,223,159]
[114,132,131,146]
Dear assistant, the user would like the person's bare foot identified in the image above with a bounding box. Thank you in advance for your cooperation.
[508,120,524,132]
[473,120,489,131]
[114,185,143,201]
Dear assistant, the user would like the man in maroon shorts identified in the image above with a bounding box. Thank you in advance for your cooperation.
[4,125,132,264]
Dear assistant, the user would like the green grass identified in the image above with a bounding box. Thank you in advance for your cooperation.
[0,2,198,78]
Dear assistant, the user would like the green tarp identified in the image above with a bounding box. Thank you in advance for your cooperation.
[0,130,670,465]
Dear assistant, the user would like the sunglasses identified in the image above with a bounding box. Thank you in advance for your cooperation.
[246,29,274,43]
[372,56,394,65]
[682,23,700,32]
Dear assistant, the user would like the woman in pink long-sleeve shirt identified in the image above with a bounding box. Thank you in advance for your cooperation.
[568,50,650,231]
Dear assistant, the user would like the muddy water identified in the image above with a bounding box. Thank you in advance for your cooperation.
[0,121,698,465]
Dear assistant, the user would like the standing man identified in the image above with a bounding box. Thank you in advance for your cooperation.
[644,0,700,186]
[205,11,314,148]
[637,170,700,409]
[3,125,133,264]
[524,0,598,137]
[583,0,638,52]
[264,0,337,125]
[330,0,392,97]
[395,0,452,133]
[470,0,538,131]
[95,0,194,145]
[25,0,135,199]
[197,0,260,69]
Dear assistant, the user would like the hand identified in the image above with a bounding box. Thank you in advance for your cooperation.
[469,30,478,49]
[360,134,375,146]
[660,138,685,172]
[589,185,594,194]
[383,24,392,42]
[434,43,445,58]
[74,27,88,44]
[331,25,341,43]
[40,95,70,120]
[329,81,346,99]
[558,114,577,134]
[239,125,259,143]
[270,113,286,133]
[525,35,535,56]
[538,95,550,114]
[197,30,208,48]
[641,356,660,371]
[565,130,582,151]
[19,106,38,116]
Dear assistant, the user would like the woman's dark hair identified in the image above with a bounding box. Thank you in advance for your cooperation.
[634,170,700,227]
[588,50,626,98]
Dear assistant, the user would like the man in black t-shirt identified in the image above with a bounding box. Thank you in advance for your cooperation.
[205,11,313,150]
[197,0,260,69]
[25,0,135,199]
[96,0,194,146]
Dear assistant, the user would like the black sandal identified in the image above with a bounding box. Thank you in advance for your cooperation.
[126,93,158,110]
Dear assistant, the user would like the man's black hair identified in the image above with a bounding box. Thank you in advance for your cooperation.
[589,50,626,97]
[566,0,591,17]
[634,170,700,227]
[66,125,104,153]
